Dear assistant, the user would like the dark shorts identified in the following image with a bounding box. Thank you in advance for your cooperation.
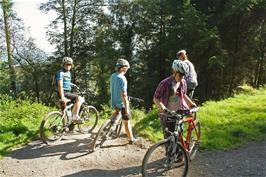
[64,91,79,103]
[120,107,131,121]
[159,114,177,139]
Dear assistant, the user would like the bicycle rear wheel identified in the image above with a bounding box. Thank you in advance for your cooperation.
[142,139,189,177]
[91,119,113,151]
[40,111,65,145]
[110,114,123,139]
[78,105,99,133]
[189,120,201,160]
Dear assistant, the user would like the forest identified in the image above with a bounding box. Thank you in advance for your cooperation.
[1,0,265,108]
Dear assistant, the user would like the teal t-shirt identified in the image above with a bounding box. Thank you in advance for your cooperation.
[56,69,72,91]
[110,72,127,109]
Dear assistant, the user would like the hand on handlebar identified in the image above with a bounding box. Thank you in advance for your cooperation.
[164,108,176,115]
[60,97,71,103]
[127,96,144,103]
[71,83,80,90]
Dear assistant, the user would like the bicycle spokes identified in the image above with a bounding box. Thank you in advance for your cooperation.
[142,140,189,177]
[40,111,65,145]
[78,105,99,133]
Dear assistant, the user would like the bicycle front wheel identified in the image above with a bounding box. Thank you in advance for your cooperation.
[189,120,201,160]
[40,111,65,145]
[142,139,189,177]
[78,105,99,133]
[91,119,113,151]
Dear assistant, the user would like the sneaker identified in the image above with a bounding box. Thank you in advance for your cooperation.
[63,126,69,132]
[68,122,75,131]
[129,137,138,145]
[72,116,84,124]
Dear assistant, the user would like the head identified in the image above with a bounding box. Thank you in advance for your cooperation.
[172,59,189,82]
[62,57,73,71]
[177,49,187,61]
[115,58,130,73]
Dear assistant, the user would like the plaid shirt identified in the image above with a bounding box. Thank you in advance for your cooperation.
[154,76,188,110]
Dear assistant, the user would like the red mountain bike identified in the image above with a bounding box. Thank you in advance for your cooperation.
[142,107,201,177]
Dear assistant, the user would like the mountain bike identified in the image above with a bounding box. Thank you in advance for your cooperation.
[40,87,99,145]
[142,107,201,177]
[91,96,144,151]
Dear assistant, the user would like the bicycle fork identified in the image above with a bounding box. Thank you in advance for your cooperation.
[166,133,180,166]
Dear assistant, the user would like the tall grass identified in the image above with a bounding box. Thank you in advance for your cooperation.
[199,85,266,150]
[0,95,54,158]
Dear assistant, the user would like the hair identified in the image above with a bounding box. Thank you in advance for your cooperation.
[177,50,187,60]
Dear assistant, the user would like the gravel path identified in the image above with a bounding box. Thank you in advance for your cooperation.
[0,131,265,177]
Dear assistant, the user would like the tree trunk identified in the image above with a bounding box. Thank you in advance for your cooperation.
[62,0,68,56]
[228,13,241,95]
[159,0,166,80]
[33,73,40,103]
[254,55,260,87]
[256,20,266,88]
[69,0,78,57]
[2,0,16,96]
[98,65,108,103]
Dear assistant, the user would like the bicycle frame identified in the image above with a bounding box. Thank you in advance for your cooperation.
[178,116,200,153]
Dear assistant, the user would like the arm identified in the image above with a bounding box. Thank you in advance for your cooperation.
[153,80,168,112]
[58,80,65,99]
[184,94,196,108]
[121,91,130,115]
[153,97,166,113]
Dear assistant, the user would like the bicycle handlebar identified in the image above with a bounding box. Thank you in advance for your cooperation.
[163,106,200,117]
[128,96,144,103]
[71,84,96,97]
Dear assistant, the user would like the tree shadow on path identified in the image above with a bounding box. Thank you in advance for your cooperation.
[63,166,142,177]
[8,131,96,161]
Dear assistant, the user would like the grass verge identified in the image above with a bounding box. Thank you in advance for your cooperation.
[134,85,266,150]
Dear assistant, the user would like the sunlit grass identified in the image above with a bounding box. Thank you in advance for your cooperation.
[0,95,54,158]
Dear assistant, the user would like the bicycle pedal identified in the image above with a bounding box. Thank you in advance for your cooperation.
[51,125,58,132]
[63,127,69,132]
[68,123,75,131]
[196,141,201,145]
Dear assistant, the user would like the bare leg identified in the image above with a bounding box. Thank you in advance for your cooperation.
[124,120,134,141]
[72,96,83,116]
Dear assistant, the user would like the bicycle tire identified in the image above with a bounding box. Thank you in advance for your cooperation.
[91,119,113,151]
[111,114,123,139]
[40,111,65,145]
[78,105,99,133]
[188,121,201,160]
[142,139,189,177]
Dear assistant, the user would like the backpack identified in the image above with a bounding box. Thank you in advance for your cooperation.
[184,60,198,90]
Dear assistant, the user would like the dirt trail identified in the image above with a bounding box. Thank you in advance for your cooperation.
[0,131,265,177]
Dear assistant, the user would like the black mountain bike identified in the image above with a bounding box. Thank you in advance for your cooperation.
[91,96,144,151]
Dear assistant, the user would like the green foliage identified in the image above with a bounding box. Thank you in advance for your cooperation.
[2,0,265,108]
[0,61,10,94]
[134,105,163,142]
[0,94,54,158]
[97,104,114,124]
